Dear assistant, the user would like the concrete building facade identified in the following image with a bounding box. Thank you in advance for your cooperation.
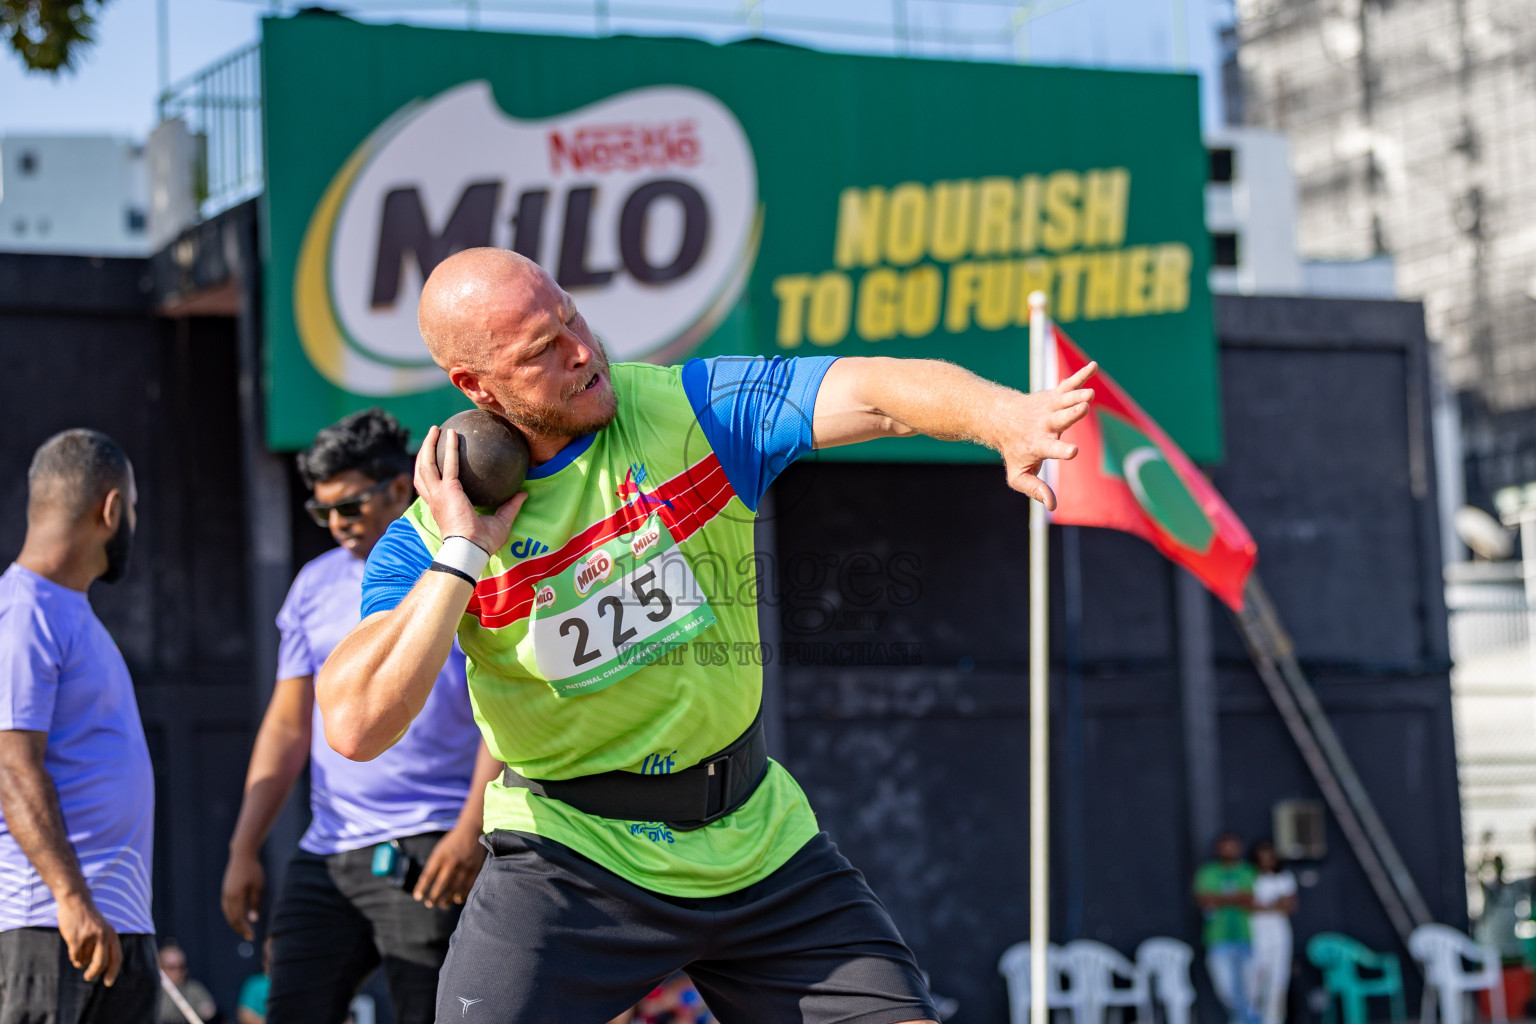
[0,135,152,256]
[1231,0,1536,504]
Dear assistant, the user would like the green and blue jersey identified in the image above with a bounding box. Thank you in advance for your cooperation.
[362,355,836,896]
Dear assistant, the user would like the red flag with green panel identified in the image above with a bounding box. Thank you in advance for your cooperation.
[1048,324,1257,610]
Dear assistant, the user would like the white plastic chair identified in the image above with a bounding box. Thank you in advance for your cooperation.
[1135,937,1197,1024]
[1000,942,1074,1024]
[1060,940,1151,1024]
[1409,924,1505,1024]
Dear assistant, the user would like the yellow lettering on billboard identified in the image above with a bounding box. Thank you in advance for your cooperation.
[807,272,853,345]
[930,180,975,263]
[1041,171,1081,252]
[1081,168,1130,248]
[789,166,1195,348]
[885,183,928,267]
[835,187,886,269]
[976,260,1013,331]
[773,275,813,348]
[1054,253,1085,321]
[1017,175,1042,254]
[975,178,1016,257]
[1152,243,1191,313]
[1014,257,1053,324]
[901,265,943,337]
[856,267,900,341]
[1121,245,1153,316]
[945,261,982,333]
[1083,251,1123,320]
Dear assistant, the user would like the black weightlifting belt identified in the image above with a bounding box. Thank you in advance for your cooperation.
[500,711,768,832]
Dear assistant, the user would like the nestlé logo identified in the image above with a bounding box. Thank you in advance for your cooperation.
[294,83,761,398]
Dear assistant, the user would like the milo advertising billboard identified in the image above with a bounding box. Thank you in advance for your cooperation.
[263,14,1219,460]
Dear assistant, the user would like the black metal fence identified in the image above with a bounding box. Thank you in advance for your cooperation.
[158,43,263,218]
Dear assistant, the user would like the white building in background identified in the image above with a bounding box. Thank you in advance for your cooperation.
[1204,126,1396,300]
[1203,125,1462,577]
[0,135,151,257]
[1206,127,1304,295]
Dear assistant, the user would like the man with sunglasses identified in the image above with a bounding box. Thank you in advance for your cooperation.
[221,409,500,1024]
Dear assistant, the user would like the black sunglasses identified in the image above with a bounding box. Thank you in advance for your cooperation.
[304,479,393,528]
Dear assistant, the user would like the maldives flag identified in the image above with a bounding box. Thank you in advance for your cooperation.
[1047,324,1257,610]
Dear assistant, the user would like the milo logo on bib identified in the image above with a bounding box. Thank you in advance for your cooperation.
[574,550,616,597]
[528,514,717,698]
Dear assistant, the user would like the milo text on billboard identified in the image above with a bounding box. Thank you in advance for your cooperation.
[772,171,1192,348]
[292,82,759,397]
[262,19,1217,459]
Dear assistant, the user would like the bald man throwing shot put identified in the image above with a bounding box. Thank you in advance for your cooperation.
[318,247,1096,1024]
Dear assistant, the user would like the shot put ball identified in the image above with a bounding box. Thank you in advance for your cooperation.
[434,409,530,508]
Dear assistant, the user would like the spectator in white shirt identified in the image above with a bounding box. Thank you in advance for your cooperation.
[1249,840,1298,1024]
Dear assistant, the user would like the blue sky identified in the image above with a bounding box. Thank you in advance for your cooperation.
[0,0,1229,139]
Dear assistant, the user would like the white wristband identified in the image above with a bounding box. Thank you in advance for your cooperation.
[435,536,491,581]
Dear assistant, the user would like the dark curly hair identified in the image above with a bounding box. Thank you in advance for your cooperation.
[296,409,413,490]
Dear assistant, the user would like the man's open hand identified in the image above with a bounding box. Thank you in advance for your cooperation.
[996,362,1097,510]
[415,425,526,556]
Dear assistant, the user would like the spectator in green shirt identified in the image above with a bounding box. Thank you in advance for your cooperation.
[1194,832,1260,1024]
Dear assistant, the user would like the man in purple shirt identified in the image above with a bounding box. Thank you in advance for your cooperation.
[0,429,158,1023]
[220,410,499,1024]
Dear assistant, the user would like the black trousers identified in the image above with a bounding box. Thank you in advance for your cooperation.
[266,833,464,1024]
[0,927,158,1024]
[437,830,937,1024]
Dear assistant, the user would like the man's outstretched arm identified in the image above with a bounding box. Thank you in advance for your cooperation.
[317,426,524,762]
[811,356,1096,509]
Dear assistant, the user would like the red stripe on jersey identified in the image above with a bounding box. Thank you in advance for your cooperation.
[466,453,738,629]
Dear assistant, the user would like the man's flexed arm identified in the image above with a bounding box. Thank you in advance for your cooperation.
[317,426,525,762]
[811,356,1097,509]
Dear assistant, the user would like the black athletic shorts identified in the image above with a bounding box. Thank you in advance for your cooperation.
[436,829,938,1024]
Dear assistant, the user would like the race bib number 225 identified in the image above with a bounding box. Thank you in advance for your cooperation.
[527,514,716,698]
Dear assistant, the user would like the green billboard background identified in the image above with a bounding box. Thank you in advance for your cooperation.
[262,14,1219,461]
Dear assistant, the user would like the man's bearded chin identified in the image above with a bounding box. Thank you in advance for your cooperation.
[492,341,618,438]
[99,516,134,585]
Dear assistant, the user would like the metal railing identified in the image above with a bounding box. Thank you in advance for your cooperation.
[158,43,263,218]
[229,0,1083,59]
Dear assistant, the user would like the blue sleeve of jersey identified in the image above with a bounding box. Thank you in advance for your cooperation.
[361,519,434,618]
[680,355,838,511]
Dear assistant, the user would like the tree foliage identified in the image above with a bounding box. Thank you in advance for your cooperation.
[0,0,112,73]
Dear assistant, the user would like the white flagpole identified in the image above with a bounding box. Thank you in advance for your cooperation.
[1027,290,1051,1024]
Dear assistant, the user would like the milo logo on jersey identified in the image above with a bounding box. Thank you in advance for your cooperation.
[292,82,762,397]
[527,513,717,698]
